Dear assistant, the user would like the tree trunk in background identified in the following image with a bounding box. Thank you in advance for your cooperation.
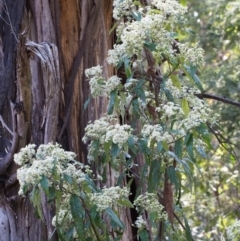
[0,0,124,240]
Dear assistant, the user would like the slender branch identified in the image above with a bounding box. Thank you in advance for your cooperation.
[0,102,19,175]
[196,93,240,108]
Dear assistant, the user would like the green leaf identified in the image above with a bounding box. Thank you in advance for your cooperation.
[30,188,44,222]
[63,174,73,185]
[180,0,187,6]
[85,174,99,192]
[135,86,146,103]
[148,159,161,192]
[84,96,91,111]
[162,141,169,151]
[144,41,157,51]
[138,230,149,241]
[195,123,212,148]
[170,75,181,89]
[183,64,204,92]
[109,22,118,35]
[128,136,136,154]
[105,208,124,229]
[108,90,117,115]
[196,145,207,159]
[111,143,120,157]
[138,139,151,155]
[117,198,134,208]
[163,88,174,101]
[104,141,111,154]
[184,133,194,160]
[157,142,163,152]
[181,98,190,118]
[40,175,49,195]
[132,10,142,21]
[70,194,86,241]
[65,226,74,241]
[124,58,132,78]
[184,217,194,241]
[175,139,183,159]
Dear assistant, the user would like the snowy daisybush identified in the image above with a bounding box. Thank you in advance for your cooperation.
[83,0,217,240]
[14,143,131,240]
[15,1,217,240]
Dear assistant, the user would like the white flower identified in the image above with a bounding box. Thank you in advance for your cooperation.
[89,186,130,211]
[134,216,147,229]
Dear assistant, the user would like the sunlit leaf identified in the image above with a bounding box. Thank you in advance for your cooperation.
[181,98,190,118]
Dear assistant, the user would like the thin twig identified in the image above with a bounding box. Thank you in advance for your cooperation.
[196,93,240,108]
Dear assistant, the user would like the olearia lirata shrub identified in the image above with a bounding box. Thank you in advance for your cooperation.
[15,0,219,240]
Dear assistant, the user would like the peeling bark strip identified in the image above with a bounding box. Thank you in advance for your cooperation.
[25,40,60,143]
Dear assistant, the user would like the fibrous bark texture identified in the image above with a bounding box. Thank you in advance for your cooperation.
[0,0,118,240]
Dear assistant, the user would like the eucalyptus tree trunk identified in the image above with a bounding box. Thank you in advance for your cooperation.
[0,0,121,240]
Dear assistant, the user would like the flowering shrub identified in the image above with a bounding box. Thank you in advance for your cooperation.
[15,0,219,240]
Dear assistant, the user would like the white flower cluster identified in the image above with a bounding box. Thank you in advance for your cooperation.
[163,80,216,130]
[112,0,134,20]
[108,0,189,67]
[179,43,205,67]
[134,193,167,220]
[14,143,86,196]
[85,66,122,97]
[141,124,174,143]
[151,0,187,21]
[156,101,183,118]
[89,186,130,212]
[134,215,147,229]
[226,219,240,240]
[14,144,36,165]
[83,116,133,161]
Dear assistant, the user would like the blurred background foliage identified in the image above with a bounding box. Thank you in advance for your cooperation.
[179,0,240,240]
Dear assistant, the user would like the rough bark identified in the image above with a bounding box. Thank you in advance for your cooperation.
[0,1,124,240]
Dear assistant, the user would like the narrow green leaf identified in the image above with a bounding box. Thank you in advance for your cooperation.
[109,22,118,35]
[185,133,194,160]
[175,139,183,159]
[84,96,91,111]
[108,90,117,115]
[196,145,207,159]
[127,136,136,154]
[117,198,134,208]
[148,159,161,192]
[195,123,212,148]
[138,230,149,241]
[183,64,204,92]
[40,175,49,195]
[63,174,73,185]
[164,88,174,101]
[184,217,194,241]
[111,143,120,157]
[124,58,132,78]
[138,139,151,155]
[105,208,124,229]
[181,98,190,118]
[104,141,111,154]
[30,188,44,222]
[131,10,142,21]
[70,194,86,241]
[162,141,169,151]
[144,41,157,51]
[85,174,99,192]
[170,75,181,89]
